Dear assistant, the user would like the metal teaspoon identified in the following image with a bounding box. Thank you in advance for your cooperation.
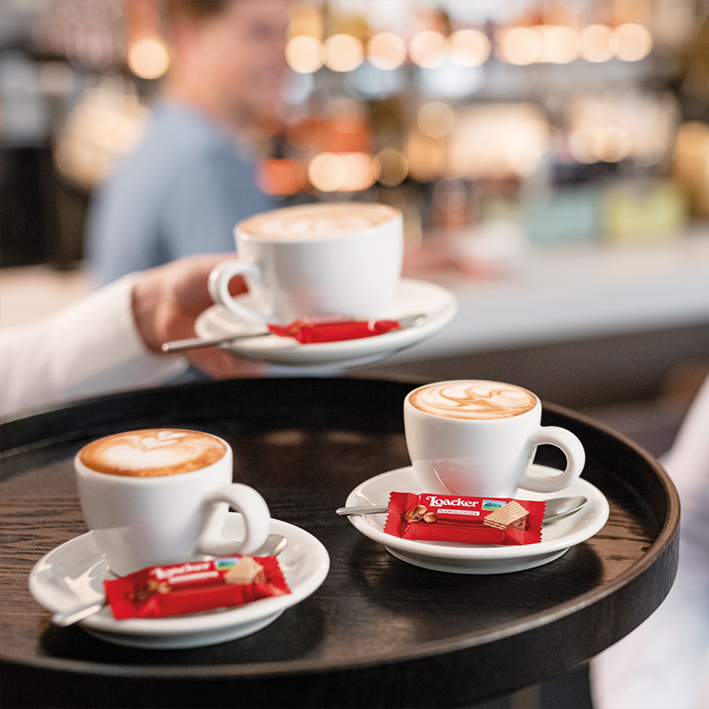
[51,534,289,627]
[336,495,588,523]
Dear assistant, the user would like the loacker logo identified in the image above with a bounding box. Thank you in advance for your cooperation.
[152,561,212,580]
[424,495,480,508]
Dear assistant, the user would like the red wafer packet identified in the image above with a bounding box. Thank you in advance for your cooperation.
[384,492,545,545]
[104,556,290,620]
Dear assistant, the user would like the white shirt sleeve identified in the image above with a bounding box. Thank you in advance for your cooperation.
[0,274,188,417]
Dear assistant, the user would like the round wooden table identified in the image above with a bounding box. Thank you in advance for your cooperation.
[0,378,679,708]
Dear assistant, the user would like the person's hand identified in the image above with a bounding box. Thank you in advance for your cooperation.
[131,254,266,379]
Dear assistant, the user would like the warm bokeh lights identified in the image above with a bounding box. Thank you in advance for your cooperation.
[613,23,653,62]
[580,25,614,63]
[260,19,655,190]
[447,104,551,179]
[286,35,324,74]
[126,38,170,79]
[308,152,375,192]
[497,27,543,66]
[308,153,346,191]
[417,101,455,139]
[570,126,633,163]
[324,34,364,73]
[673,121,709,216]
[542,26,580,64]
[448,29,491,67]
[409,31,448,68]
[366,32,407,70]
[285,22,651,77]
[497,23,652,65]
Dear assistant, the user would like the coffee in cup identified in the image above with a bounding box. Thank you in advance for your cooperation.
[77,429,226,477]
[75,429,270,576]
[208,202,403,325]
[408,380,537,420]
[404,381,585,497]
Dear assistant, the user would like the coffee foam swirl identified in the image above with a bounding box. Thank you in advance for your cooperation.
[239,203,398,240]
[78,429,226,477]
[410,381,537,420]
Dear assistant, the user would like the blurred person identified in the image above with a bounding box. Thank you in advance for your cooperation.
[591,374,709,709]
[0,255,264,417]
[86,0,289,287]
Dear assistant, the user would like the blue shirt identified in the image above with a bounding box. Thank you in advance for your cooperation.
[86,101,273,286]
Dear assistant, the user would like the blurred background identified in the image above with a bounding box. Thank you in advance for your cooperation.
[1,0,708,445]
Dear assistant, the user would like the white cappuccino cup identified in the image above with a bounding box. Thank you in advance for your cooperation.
[208,202,403,325]
[404,380,586,498]
[74,429,271,576]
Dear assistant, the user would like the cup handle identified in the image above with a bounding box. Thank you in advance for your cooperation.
[208,259,266,324]
[519,426,586,493]
[197,483,270,557]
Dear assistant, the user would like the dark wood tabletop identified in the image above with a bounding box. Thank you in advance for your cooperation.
[0,377,679,708]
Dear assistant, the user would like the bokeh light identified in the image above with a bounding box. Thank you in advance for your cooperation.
[612,23,653,62]
[505,118,552,175]
[541,26,580,64]
[407,130,447,181]
[580,25,614,63]
[409,31,448,69]
[324,34,364,73]
[569,125,632,163]
[568,127,597,163]
[307,152,375,191]
[366,32,407,70]
[673,122,709,210]
[339,152,376,190]
[286,35,324,73]
[127,38,170,79]
[308,152,346,191]
[594,125,632,161]
[449,29,491,67]
[497,27,543,65]
[417,101,455,139]
[447,104,550,179]
[374,148,409,186]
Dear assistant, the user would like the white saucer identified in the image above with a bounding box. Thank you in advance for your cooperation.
[345,466,610,574]
[195,278,457,368]
[28,515,329,649]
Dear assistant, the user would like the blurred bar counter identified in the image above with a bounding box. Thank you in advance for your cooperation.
[360,226,709,412]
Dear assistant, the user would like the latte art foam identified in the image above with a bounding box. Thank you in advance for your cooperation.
[409,381,537,420]
[78,429,226,477]
[239,203,398,240]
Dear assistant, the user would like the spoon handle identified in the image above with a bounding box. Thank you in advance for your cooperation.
[162,331,267,353]
[53,601,105,627]
[336,505,389,515]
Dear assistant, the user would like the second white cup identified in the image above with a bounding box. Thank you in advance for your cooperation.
[404,380,586,498]
[208,202,403,325]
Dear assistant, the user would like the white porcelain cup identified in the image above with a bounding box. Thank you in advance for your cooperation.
[404,380,586,497]
[74,429,270,577]
[208,202,403,325]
